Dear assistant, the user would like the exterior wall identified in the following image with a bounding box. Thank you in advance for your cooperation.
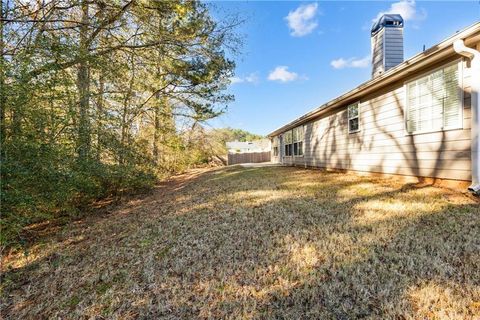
[227,139,271,153]
[271,155,281,163]
[271,137,281,163]
[277,57,473,181]
[271,153,281,164]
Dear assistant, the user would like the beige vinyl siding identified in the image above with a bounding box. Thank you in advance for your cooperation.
[278,58,472,181]
[271,137,281,163]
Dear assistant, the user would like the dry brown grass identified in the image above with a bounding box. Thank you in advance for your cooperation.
[1,166,480,319]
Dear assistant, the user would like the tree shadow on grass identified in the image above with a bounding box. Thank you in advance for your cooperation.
[1,166,479,319]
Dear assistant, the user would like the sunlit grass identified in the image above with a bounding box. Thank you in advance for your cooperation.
[1,166,479,319]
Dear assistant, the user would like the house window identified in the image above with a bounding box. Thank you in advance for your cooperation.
[292,126,304,156]
[284,131,293,156]
[406,62,462,134]
[348,103,360,133]
[272,137,279,156]
[283,126,305,157]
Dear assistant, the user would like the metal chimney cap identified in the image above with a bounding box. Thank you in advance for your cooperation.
[371,14,404,36]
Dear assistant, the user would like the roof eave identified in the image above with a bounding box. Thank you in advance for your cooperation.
[267,22,480,138]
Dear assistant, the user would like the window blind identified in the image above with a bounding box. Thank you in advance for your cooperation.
[406,63,461,133]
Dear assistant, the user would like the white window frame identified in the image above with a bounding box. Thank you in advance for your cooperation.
[293,125,305,157]
[283,130,293,157]
[347,102,361,134]
[281,125,305,158]
[404,59,464,136]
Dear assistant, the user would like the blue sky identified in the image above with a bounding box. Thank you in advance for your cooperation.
[207,1,480,136]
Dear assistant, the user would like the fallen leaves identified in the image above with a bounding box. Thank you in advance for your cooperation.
[1,166,479,319]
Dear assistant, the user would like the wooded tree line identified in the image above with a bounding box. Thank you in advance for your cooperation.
[0,0,242,247]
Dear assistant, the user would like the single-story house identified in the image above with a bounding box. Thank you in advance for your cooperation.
[268,15,480,193]
[226,139,271,154]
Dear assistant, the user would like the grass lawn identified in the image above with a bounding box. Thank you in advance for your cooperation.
[1,166,480,319]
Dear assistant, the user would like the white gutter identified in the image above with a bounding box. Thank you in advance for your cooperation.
[454,39,480,194]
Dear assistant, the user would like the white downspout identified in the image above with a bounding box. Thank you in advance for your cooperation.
[454,39,480,194]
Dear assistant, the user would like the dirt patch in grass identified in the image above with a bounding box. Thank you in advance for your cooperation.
[1,166,480,319]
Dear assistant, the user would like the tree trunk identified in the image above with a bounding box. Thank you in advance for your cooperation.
[153,19,162,166]
[96,73,104,161]
[153,93,160,164]
[119,51,136,166]
[119,96,129,166]
[77,0,91,161]
[3,0,20,138]
[153,94,172,166]
[0,0,5,148]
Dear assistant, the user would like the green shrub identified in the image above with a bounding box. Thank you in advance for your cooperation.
[0,140,156,249]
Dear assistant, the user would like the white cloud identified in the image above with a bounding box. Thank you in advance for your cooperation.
[285,3,319,37]
[230,76,244,84]
[350,57,370,68]
[330,58,347,69]
[245,73,259,84]
[331,56,370,69]
[373,0,426,23]
[267,66,299,82]
[229,73,259,85]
